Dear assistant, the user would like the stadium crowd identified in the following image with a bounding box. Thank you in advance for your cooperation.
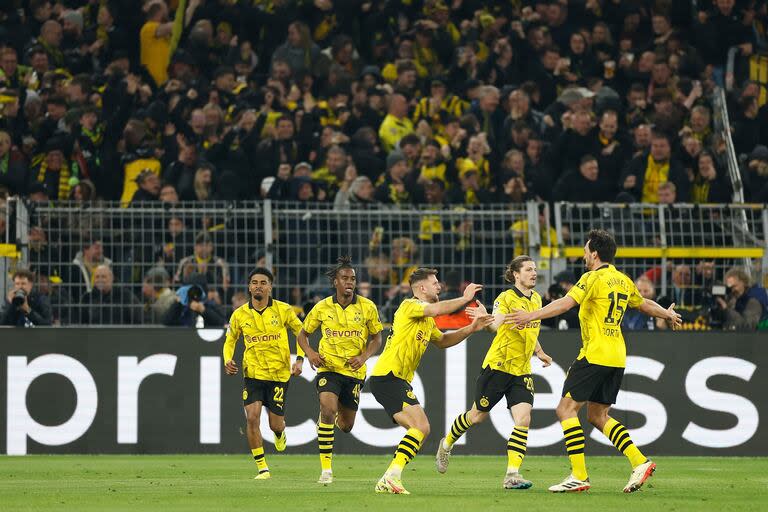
[0,0,766,329]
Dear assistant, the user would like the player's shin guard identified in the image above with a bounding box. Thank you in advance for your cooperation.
[445,412,473,447]
[602,417,646,468]
[252,447,268,473]
[318,421,335,472]
[561,417,588,481]
[387,428,425,478]
[507,426,529,472]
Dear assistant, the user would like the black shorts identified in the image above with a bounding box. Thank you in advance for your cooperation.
[316,371,364,411]
[474,367,534,412]
[243,378,289,416]
[562,358,624,405]
[368,372,420,421]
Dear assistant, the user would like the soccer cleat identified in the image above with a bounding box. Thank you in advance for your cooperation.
[623,460,656,493]
[254,470,271,480]
[548,474,591,493]
[317,471,333,484]
[435,437,451,474]
[503,472,533,490]
[274,432,287,452]
[375,475,410,495]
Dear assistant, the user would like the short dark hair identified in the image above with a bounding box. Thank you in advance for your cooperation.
[504,255,534,283]
[587,229,617,263]
[12,269,35,282]
[409,267,438,286]
[248,267,274,283]
[194,232,212,245]
[580,154,597,167]
[326,255,355,284]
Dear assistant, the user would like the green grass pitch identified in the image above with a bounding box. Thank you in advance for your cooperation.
[1,455,766,511]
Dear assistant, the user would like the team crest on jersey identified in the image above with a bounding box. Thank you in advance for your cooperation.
[270,316,280,326]
[354,312,363,323]
[479,396,489,408]
[242,388,248,400]
[319,378,327,387]
[406,390,416,400]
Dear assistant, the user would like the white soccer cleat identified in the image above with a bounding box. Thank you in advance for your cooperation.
[503,472,532,490]
[254,470,271,480]
[623,460,656,493]
[548,474,590,493]
[317,471,333,484]
[375,475,410,494]
[435,437,451,474]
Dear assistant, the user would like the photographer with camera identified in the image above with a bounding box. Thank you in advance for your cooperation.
[162,273,226,328]
[2,269,52,327]
[711,268,768,331]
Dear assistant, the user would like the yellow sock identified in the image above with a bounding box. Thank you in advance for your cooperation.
[445,412,473,447]
[507,426,528,472]
[602,417,646,468]
[387,428,425,478]
[561,417,587,481]
[318,421,334,472]
[251,446,268,473]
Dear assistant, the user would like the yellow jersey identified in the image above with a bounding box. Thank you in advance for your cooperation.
[378,114,414,153]
[302,294,383,380]
[566,264,644,368]
[483,287,542,375]
[371,298,442,382]
[121,157,161,207]
[223,298,305,382]
[139,21,171,86]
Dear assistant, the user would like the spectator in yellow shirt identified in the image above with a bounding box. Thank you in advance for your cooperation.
[140,1,174,86]
[378,94,414,153]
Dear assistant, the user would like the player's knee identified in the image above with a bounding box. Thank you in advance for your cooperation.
[468,409,487,424]
[555,402,572,421]
[246,412,261,428]
[515,414,531,427]
[587,409,606,428]
[337,421,353,433]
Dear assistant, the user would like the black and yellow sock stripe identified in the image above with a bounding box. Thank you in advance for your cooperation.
[564,424,586,455]
[318,423,334,455]
[448,412,472,443]
[396,432,422,465]
[607,421,634,454]
[507,426,528,456]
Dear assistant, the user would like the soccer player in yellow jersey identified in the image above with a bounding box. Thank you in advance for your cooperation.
[297,257,384,485]
[436,256,553,490]
[369,268,494,495]
[509,230,682,493]
[223,268,305,480]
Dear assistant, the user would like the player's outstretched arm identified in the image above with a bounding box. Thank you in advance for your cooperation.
[432,302,494,348]
[637,299,683,329]
[466,302,501,332]
[506,296,578,325]
[423,283,483,317]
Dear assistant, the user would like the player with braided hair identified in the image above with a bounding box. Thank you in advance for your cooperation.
[296,256,384,484]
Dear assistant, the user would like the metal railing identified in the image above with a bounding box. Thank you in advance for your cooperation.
[2,199,766,326]
[554,202,767,298]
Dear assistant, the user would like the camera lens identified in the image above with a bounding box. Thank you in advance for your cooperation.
[11,289,26,306]
[188,285,203,302]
